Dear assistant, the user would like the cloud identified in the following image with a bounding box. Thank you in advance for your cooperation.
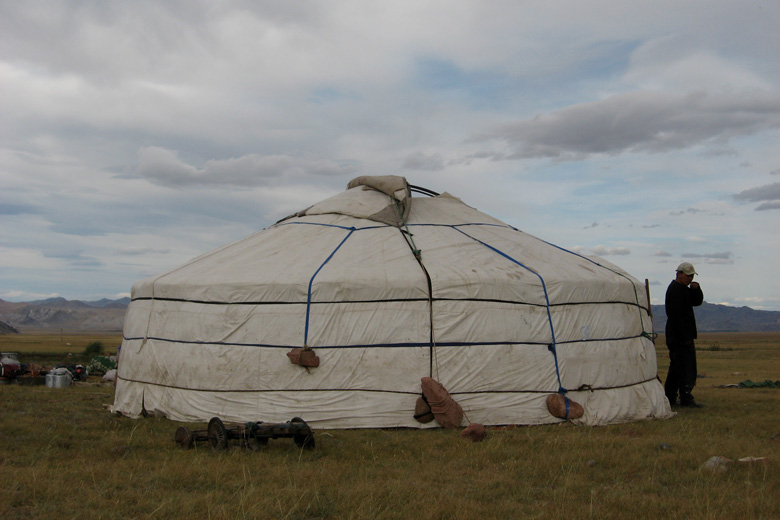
[136,147,355,188]
[669,207,707,216]
[733,182,780,210]
[0,203,37,215]
[0,290,60,301]
[732,296,780,310]
[116,247,172,256]
[0,247,60,270]
[474,89,780,160]
[42,249,105,270]
[1,1,779,312]
[589,245,631,256]
[682,251,734,264]
[403,152,445,171]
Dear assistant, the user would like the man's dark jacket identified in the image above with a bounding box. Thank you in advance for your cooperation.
[665,280,704,344]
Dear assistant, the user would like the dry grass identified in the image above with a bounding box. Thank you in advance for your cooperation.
[1,332,779,519]
[0,333,122,366]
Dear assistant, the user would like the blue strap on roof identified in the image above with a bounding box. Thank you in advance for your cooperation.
[304,226,356,346]
[537,238,653,339]
[453,226,567,394]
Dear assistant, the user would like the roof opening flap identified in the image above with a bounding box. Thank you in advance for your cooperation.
[302,175,412,226]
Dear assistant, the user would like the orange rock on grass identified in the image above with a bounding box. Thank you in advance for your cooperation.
[460,423,487,442]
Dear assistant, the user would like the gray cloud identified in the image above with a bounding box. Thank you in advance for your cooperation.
[49,223,108,237]
[136,147,355,188]
[653,250,672,257]
[590,245,630,256]
[0,203,36,215]
[42,248,105,270]
[669,207,707,216]
[682,251,734,264]
[403,152,445,171]
[734,181,780,206]
[475,89,780,160]
[1,1,779,311]
[116,247,172,256]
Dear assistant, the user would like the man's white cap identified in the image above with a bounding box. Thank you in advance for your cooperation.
[677,262,697,276]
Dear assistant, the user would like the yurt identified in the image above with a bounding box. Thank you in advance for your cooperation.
[113,176,672,428]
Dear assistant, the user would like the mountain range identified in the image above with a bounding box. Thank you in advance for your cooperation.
[1,297,778,333]
[0,297,129,333]
[650,302,780,333]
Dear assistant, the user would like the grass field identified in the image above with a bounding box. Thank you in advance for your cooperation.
[1,332,779,519]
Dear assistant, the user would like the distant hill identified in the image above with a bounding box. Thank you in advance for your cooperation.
[651,301,780,333]
[0,320,19,334]
[0,297,129,333]
[86,297,131,309]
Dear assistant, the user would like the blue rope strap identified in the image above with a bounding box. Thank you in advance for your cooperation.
[277,221,378,232]
[453,226,567,394]
[536,238,652,337]
[304,227,356,346]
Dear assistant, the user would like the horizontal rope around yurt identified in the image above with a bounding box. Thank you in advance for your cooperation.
[121,335,650,350]
[117,373,661,394]
[136,236,249,351]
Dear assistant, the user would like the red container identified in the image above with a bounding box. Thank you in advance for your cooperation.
[0,362,21,378]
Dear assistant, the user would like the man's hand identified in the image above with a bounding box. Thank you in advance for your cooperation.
[690,282,700,289]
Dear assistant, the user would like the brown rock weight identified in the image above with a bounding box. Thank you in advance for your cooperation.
[546,393,584,420]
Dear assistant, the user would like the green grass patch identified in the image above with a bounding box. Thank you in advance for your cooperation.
[1,332,779,519]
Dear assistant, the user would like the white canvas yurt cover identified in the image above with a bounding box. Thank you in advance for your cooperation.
[113,176,672,428]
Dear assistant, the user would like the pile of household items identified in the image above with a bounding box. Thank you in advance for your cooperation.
[0,351,117,387]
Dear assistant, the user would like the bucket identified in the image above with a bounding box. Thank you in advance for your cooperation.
[0,362,21,378]
[1,352,20,364]
[45,373,72,388]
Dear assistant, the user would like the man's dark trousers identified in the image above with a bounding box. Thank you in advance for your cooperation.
[665,341,697,405]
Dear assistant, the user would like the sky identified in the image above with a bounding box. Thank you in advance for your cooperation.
[1,0,779,311]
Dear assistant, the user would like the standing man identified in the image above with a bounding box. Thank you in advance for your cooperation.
[664,262,704,407]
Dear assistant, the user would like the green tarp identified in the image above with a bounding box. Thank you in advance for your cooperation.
[738,380,780,388]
